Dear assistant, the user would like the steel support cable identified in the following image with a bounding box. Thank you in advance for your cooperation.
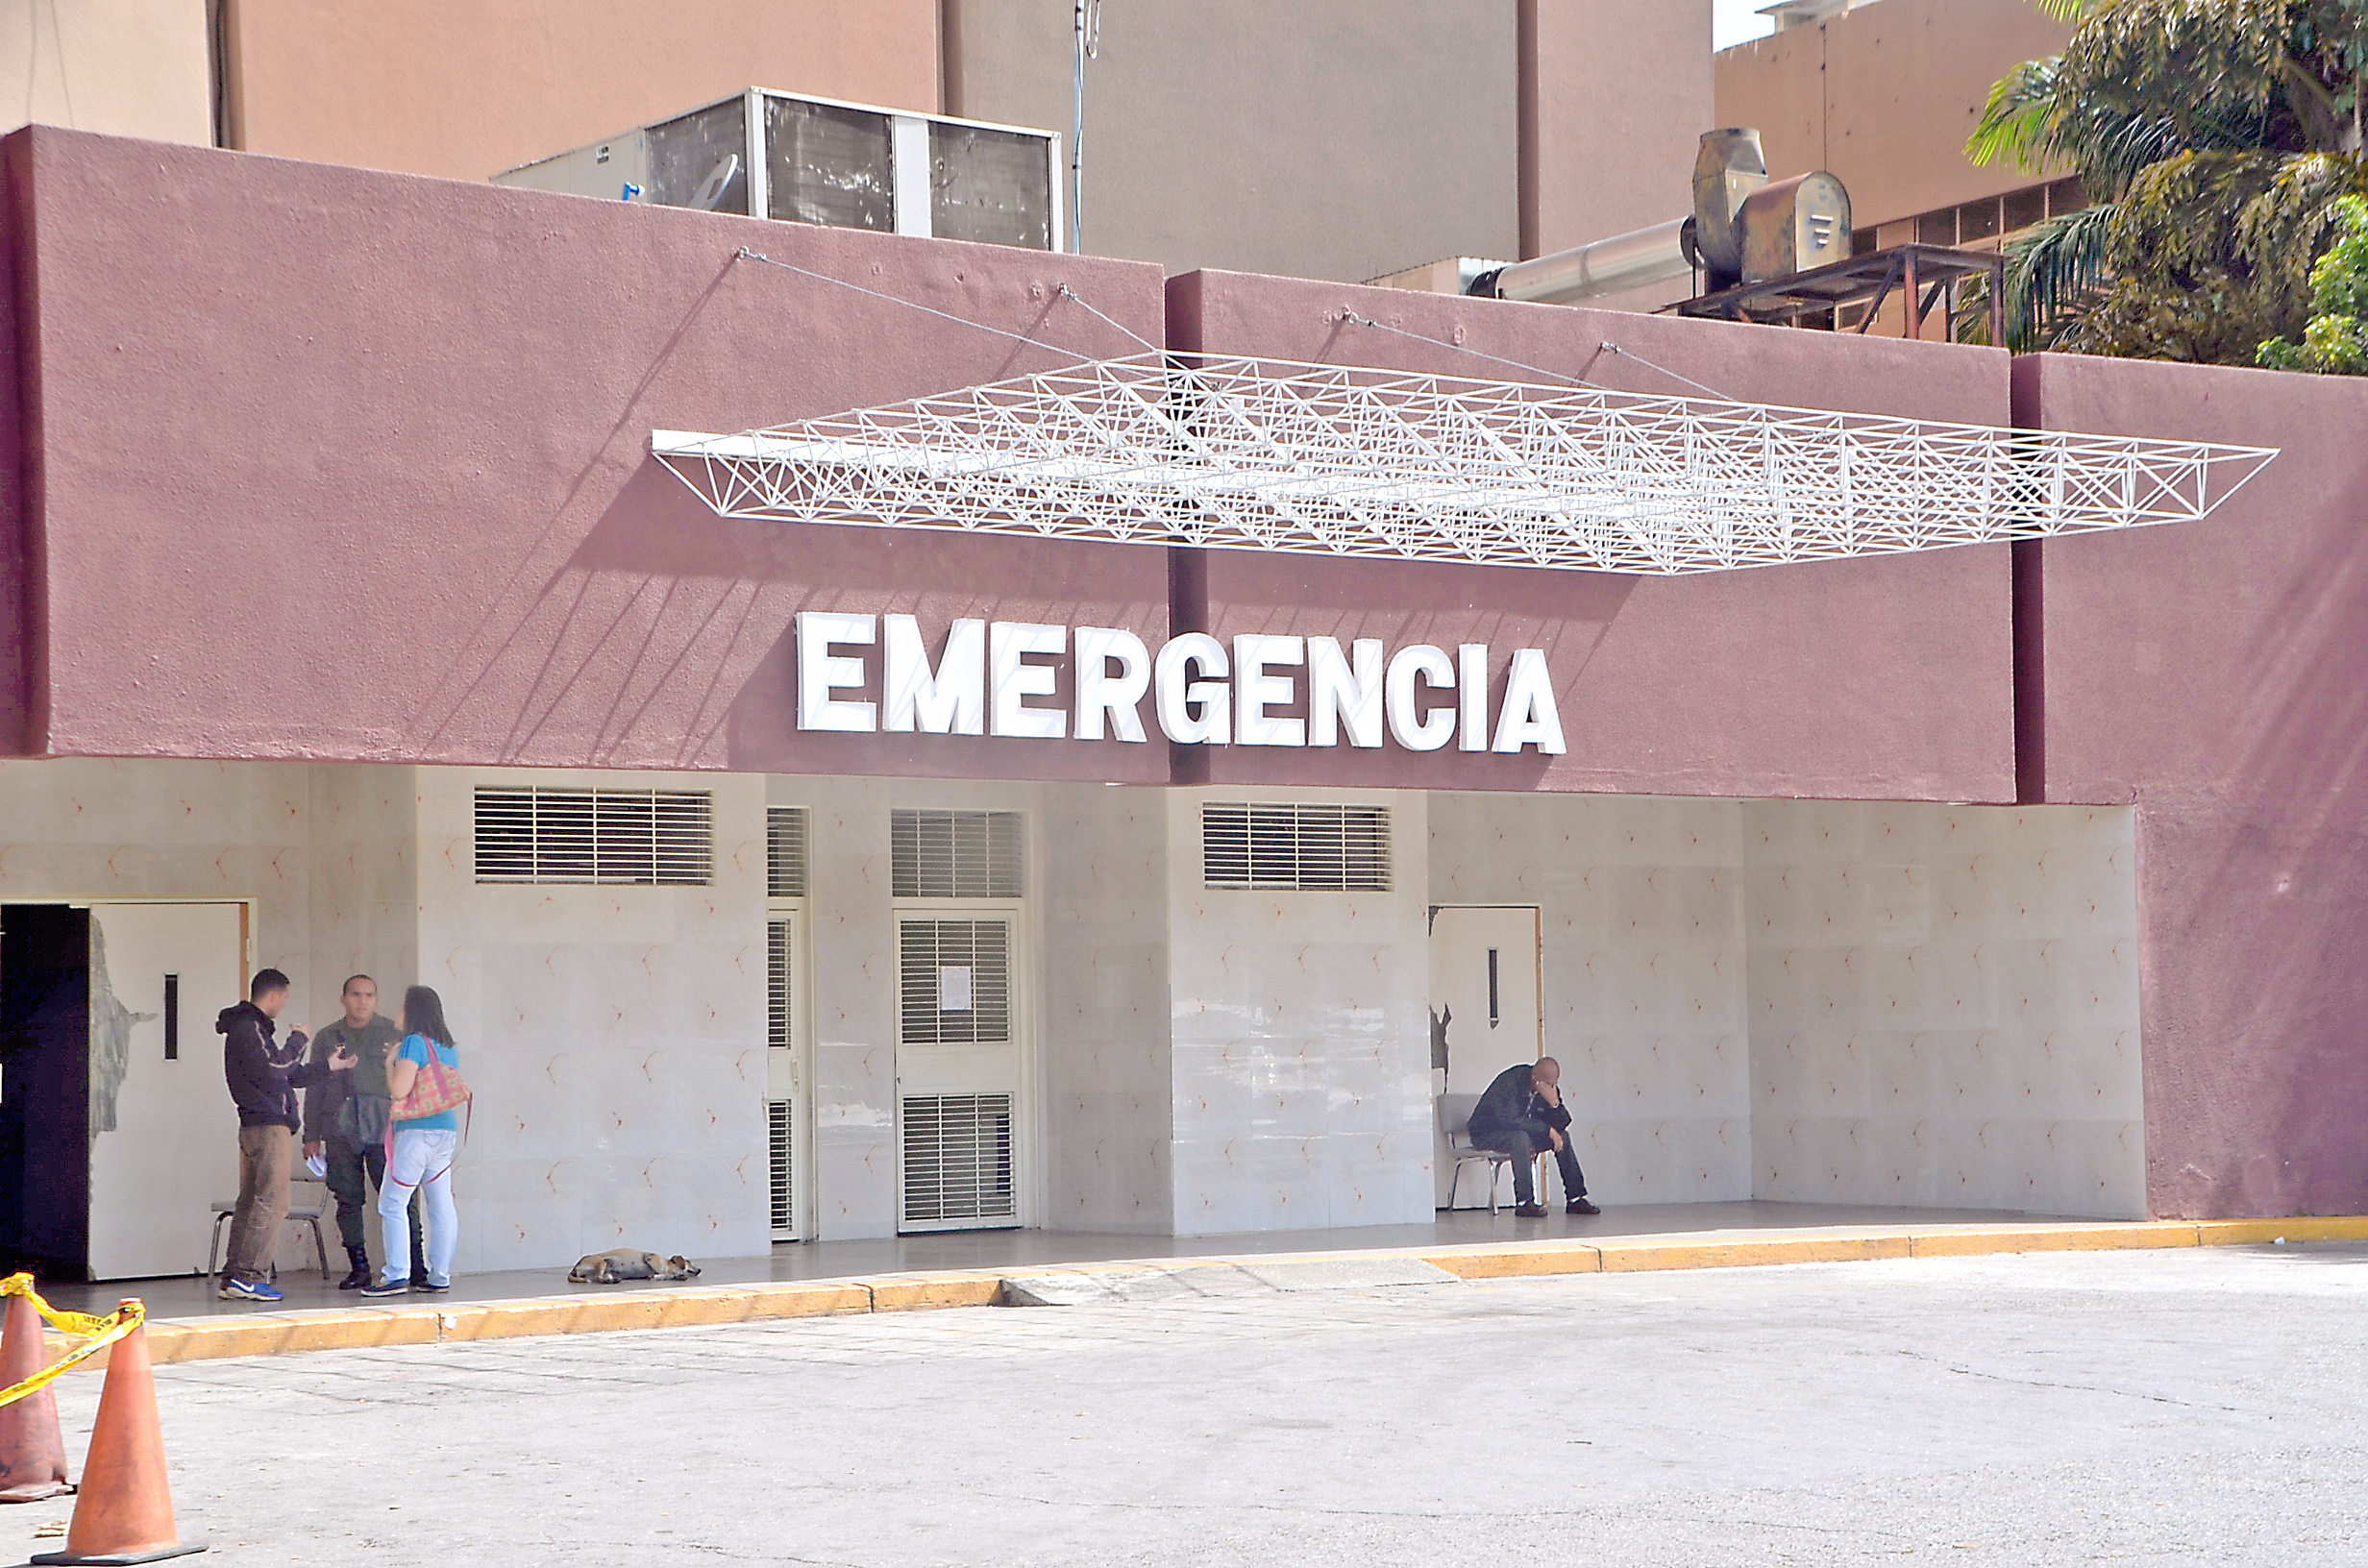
[735,247,1156,359]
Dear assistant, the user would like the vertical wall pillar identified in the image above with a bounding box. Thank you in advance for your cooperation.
[2009,356,2046,804]
[2011,538,2045,803]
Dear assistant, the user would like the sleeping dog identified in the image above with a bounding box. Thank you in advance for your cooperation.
[569,1249,703,1285]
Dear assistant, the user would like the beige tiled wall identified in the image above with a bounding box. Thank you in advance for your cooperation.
[1743,801,2144,1217]
[415,768,773,1273]
[1164,788,1436,1236]
[306,765,421,1018]
[1040,785,1174,1235]
[0,756,2152,1272]
[0,756,316,1008]
[1428,792,2145,1219]
[1431,794,1754,1206]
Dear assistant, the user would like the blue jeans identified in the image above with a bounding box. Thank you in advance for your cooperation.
[378,1128,458,1286]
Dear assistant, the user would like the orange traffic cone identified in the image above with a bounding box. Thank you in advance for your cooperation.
[31,1308,202,1564]
[0,1287,72,1503]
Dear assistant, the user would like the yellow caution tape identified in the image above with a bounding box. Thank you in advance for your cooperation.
[0,1273,144,1409]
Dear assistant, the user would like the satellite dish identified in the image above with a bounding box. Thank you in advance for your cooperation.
[691,153,741,213]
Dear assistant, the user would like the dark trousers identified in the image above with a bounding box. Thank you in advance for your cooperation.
[1475,1128,1587,1206]
[326,1132,424,1271]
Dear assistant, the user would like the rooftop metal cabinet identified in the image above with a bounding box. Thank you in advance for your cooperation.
[492,87,1066,253]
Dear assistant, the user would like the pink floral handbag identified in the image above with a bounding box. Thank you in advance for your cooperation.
[386,1039,472,1151]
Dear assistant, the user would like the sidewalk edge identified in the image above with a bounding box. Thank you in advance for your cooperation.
[124,1215,2368,1366]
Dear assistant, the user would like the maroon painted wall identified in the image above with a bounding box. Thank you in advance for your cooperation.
[0,134,30,756]
[4,127,2022,803]
[1167,269,2020,800]
[2019,354,2368,1219]
[3,126,1172,782]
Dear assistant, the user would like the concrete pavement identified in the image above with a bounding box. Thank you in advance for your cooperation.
[5,1244,2363,1566]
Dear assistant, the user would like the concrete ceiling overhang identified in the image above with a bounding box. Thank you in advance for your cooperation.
[652,354,2276,576]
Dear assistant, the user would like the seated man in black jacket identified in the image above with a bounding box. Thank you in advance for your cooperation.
[217,968,353,1303]
[1468,1056,1598,1217]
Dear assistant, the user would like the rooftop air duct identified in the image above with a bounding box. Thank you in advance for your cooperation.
[1469,129,1851,307]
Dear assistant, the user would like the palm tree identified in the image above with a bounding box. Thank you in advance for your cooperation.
[1965,0,2368,361]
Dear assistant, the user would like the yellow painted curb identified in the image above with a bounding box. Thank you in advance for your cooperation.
[139,1281,876,1365]
[2193,1216,2368,1245]
[1421,1245,1602,1280]
[1596,1235,1917,1272]
[870,1275,1005,1311]
[1907,1223,2199,1258]
[147,1306,442,1365]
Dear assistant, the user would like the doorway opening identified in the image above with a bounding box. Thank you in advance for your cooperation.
[0,901,248,1280]
[1429,905,1543,1211]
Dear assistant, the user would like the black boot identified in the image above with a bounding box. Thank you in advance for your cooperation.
[337,1245,373,1290]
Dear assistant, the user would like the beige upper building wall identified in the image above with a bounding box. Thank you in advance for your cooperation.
[221,0,941,182]
[1527,0,1712,257]
[1715,0,2072,229]
[1526,0,1713,311]
[945,0,1521,282]
[0,0,210,145]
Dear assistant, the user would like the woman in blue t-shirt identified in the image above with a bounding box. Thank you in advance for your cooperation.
[360,985,464,1297]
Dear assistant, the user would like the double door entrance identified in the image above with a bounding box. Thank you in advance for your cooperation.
[764,903,1027,1238]
[765,804,1031,1240]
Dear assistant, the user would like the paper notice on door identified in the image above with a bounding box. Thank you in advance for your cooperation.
[939,966,974,1012]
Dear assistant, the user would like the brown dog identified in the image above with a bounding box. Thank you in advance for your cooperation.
[568,1249,703,1285]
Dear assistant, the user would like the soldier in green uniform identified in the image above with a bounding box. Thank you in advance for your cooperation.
[303,975,425,1289]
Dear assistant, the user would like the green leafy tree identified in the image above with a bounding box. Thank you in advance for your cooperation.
[1965,0,2368,360]
[2258,191,2368,368]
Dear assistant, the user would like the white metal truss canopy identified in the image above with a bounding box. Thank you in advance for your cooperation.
[651,354,2276,576]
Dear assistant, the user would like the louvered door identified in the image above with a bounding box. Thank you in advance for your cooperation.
[766,913,802,1240]
[764,804,811,1243]
[894,913,1023,1231]
[767,923,804,1240]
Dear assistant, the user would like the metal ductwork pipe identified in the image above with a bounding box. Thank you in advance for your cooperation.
[1468,217,1693,307]
[1468,128,1847,307]
[1690,128,1769,285]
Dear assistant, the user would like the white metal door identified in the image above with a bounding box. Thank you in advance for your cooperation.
[894,911,1022,1232]
[766,912,806,1241]
[86,902,245,1278]
[1429,906,1543,1209]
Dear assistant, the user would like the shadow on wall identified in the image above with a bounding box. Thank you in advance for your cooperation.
[395,254,749,768]
[387,249,1129,775]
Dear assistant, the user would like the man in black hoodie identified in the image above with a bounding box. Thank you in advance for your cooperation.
[217,968,353,1303]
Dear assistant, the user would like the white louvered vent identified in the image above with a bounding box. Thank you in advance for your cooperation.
[1202,802,1391,892]
[901,1093,1016,1224]
[898,919,1011,1044]
[766,916,798,1240]
[769,919,792,1052]
[768,1100,794,1237]
[768,806,810,897]
[474,788,712,885]
[891,809,1024,898]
